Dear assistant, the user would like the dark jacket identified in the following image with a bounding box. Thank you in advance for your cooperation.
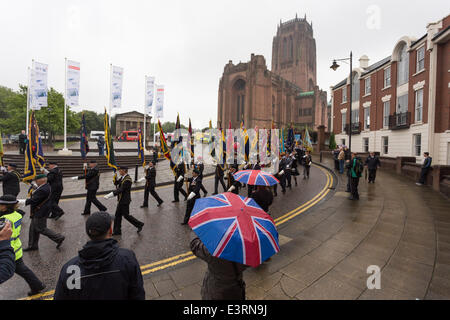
[303,155,312,167]
[227,172,241,194]
[18,133,27,146]
[25,183,52,218]
[47,167,63,193]
[145,167,157,187]
[422,157,432,169]
[78,166,100,191]
[175,163,186,179]
[113,174,132,205]
[250,188,273,213]
[365,156,381,170]
[191,237,247,300]
[195,163,205,177]
[187,176,202,199]
[0,170,21,197]
[54,238,145,300]
[215,165,225,177]
[0,240,15,284]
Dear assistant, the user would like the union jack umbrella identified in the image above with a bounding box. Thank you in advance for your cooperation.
[233,170,279,186]
[189,192,280,267]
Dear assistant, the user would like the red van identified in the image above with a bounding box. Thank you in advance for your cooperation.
[119,131,139,141]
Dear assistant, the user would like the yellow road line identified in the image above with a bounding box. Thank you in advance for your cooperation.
[141,256,197,276]
[140,251,192,271]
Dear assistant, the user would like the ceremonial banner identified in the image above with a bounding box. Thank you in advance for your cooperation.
[138,128,145,167]
[145,76,155,115]
[0,131,4,167]
[157,120,176,175]
[155,85,164,119]
[66,60,80,107]
[110,65,123,109]
[30,61,48,110]
[303,126,313,152]
[23,111,45,182]
[188,118,194,161]
[104,109,118,170]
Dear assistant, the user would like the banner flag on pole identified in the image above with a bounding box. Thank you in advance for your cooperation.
[155,85,164,119]
[23,111,45,182]
[30,61,48,110]
[138,127,145,167]
[104,108,117,170]
[145,76,155,116]
[0,131,4,167]
[80,113,89,159]
[303,126,313,152]
[66,60,80,107]
[157,120,176,176]
[188,118,194,161]
[110,66,123,109]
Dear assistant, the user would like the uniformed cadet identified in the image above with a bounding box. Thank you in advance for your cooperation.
[227,165,241,195]
[194,157,208,197]
[278,153,288,194]
[173,161,188,203]
[246,159,261,197]
[43,161,65,220]
[212,162,226,195]
[0,164,21,197]
[0,195,46,296]
[104,166,144,235]
[181,168,203,225]
[72,160,107,216]
[140,161,163,208]
[19,174,65,251]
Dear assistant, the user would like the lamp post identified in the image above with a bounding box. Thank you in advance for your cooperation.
[331,51,353,152]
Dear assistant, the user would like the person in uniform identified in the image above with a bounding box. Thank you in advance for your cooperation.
[0,164,21,197]
[0,195,46,296]
[104,166,144,235]
[173,161,188,203]
[303,151,312,179]
[284,154,293,189]
[246,158,261,197]
[212,163,227,195]
[140,161,163,208]
[73,160,107,216]
[19,174,65,251]
[278,154,288,194]
[290,152,299,186]
[181,169,203,225]
[226,165,241,195]
[43,161,65,220]
[194,157,208,197]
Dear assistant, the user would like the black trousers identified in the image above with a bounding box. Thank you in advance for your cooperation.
[114,203,143,233]
[285,170,292,187]
[143,184,163,205]
[174,180,188,201]
[350,177,360,199]
[183,197,199,223]
[15,258,44,291]
[28,217,64,249]
[419,168,430,184]
[214,175,226,194]
[200,176,208,195]
[368,169,377,182]
[279,175,286,192]
[84,189,107,214]
[303,166,311,178]
[50,190,64,217]
[19,143,25,155]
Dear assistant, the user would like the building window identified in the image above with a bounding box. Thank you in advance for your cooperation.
[342,87,347,103]
[364,77,371,95]
[384,66,391,88]
[341,111,346,133]
[364,107,370,130]
[382,137,389,155]
[415,89,423,123]
[341,139,346,146]
[383,101,390,128]
[351,109,359,124]
[236,95,240,122]
[397,43,409,86]
[298,108,303,117]
[416,46,425,73]
[363,138,369,152]
[397,94,408,114]
[351,73,360,102]
[414,134,421,156]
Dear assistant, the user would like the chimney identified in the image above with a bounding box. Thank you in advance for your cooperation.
[359,55,369,69]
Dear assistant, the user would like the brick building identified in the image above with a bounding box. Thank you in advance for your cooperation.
[115,111,151,141]
[217,15,328,131]
[331,14,450,165]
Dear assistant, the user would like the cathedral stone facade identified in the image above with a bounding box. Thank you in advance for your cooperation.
[217,15,328,131]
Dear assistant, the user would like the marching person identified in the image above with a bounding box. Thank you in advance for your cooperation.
[0,195,46,296]
[140,161,163,208]
[227,165,241,195]
[278,154,288,194]
[181,169,203,225]
[18,130,27,155]
[250,186,273,213]
[284,154,293,189]
[212,162,227,195]
[73,160,107,216]
[290,152,299,186]
[43,161,65,220]
[303,150,312,179]
[19,174,65,251]
[173,161,188,203]
[0,164,21,197]
[365,152,381,183]
[97,135,105,156]
[246,157,261,197]
[104,166,144,236]
[0,220,15,284]
[416,152,432,186]
[54,211,145,300]
[195,157,208,197]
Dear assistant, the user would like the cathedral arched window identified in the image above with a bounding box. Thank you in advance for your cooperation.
[233,79,246,123]
[289,36,293,60]
[397,43,409,86]
[283,38,287,61]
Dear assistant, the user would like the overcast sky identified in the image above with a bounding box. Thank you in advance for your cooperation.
[0,0,448,129]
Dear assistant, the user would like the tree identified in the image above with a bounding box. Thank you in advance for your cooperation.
[329,132,337,150]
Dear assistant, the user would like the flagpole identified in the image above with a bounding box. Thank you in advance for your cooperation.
[64,58,67,151]
[109,63,112,127]
[143,75,147,152]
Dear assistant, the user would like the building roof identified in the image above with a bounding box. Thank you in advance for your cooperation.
[410,34,427,48]
[432,25,450,41]
[361,56,391,76]
[332,78,348,90]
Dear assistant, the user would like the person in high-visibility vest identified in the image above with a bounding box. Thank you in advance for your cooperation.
[0,195,46,296]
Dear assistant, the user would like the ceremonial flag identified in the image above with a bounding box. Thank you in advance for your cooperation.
[241,115,249,162]
[104,109,117,170]
[280,127,285,154]
[155,85,164,119]
[303,126,313,152]
[0,131,4,167]
[30,61,48,110]
[80,113,89,160]
[209,119,215,158]
[110,65,123,109]
[66,60,80,107]
[188,118,194,161]
[226,121,233,163]
[138,127,145,167]
[23,111,45,182]
[157,120,176,175]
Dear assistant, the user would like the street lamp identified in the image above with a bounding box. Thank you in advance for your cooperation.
[330,51,353,152]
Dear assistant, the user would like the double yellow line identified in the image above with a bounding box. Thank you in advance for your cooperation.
[23,165,334,300]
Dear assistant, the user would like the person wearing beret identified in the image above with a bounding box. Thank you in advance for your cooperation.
[181,169,203,225]
[140,161,163,208]
[0,164,21,197]
[104,166,144,236]
[18,174,65,251]
[42,162,65,220]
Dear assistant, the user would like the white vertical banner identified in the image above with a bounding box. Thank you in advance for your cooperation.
[30,61,48,110]
[155,85,164,119]
[110,65,123,109]
[66,60,80,107]
[145,76,155,116]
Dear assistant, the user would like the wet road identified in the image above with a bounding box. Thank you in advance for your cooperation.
[0,165,328,300]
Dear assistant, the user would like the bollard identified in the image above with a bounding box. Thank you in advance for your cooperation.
[135,164,139,182]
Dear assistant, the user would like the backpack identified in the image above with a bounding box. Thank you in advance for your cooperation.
[354,157,364,177]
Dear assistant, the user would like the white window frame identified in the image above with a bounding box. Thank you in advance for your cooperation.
[364,107,370,130]
[384,66,391,88]
[363,137,369,152]
[415,88,423,123]
[382,136,389,155]
[416,46,425,73]
[342,87,347,103]
[341,111,347,133]
[383,101,390,128]
[364,77,371,95]
[413,134,421,156]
